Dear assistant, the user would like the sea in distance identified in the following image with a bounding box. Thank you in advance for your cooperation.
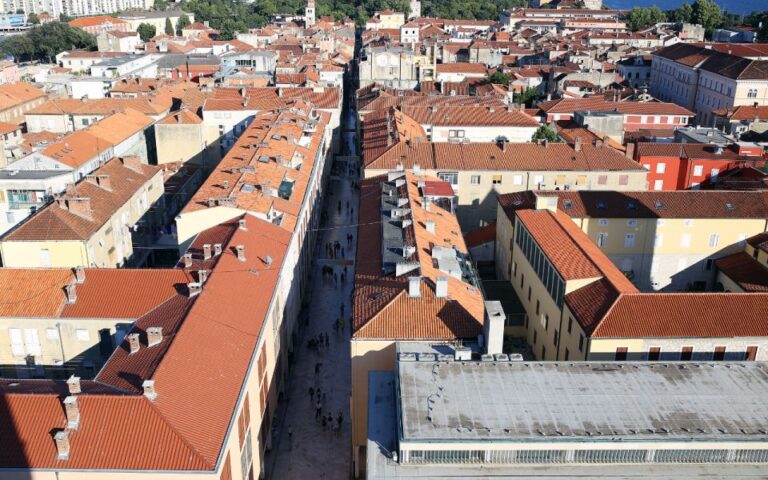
[605,0,765,16]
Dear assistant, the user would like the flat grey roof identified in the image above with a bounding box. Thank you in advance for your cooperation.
[0,170,69,180]
[93,54,146,67]
[398,360,768,443]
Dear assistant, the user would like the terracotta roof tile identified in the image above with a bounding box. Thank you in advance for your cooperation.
[3,157,161,241]
[501,190,768,219]
[715,252,768,293]
[352,173,484,340]
[592,293,768,338]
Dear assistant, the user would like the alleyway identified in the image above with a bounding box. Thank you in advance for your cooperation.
[266,152,359,478]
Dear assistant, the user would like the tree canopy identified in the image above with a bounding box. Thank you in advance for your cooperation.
[531,125,559,143]
[176,13,191,35]
[165,17,174,35]
[137,22,156,42]
[0,21,95,62]
[626,5,666,31]
[488,72,510,86]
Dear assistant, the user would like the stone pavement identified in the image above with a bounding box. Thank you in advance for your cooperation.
[267,156,359,479]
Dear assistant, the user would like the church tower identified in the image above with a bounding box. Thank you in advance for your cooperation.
[305,0,316,27]
[409,0,421,19]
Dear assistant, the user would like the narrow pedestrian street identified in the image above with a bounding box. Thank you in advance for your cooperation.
[266,119,360,477]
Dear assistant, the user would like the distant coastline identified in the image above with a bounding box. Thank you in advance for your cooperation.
[605,0,764,16]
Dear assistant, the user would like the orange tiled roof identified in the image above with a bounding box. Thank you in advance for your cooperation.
[715,251,768,293]
[182,102,330,233]
[3,157,161,241]
[69,15,127,27]
[0,82,45,111]
[28,97,171,116]
[0,267,190,319]
[0,214,293,470]
[353,172,484,340]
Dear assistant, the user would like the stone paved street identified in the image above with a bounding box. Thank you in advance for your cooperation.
[267,154,359,479]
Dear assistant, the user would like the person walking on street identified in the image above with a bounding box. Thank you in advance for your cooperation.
[324,332,329,347]
[309,386,315,403]
[315,400,322,421]
[288,425,293,450]
[327,413,334,433]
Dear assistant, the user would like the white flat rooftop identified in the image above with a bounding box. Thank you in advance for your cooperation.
[398,360,768,443]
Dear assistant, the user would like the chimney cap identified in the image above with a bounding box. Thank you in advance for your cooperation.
[142,380,157,401]
[66,375,81,394]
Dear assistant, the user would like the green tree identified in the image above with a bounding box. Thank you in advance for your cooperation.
[153,0,168,10]
[691,0,722,35]
[668,3,693,23]
[531,125,559,143]
[137,22,156,41]
[626,6,666,31]
[164,17,174,35]
[744,10,768,42]
[0,21,94,62]
[15,8,24,14]
[176,14,190,35]
[515,87,539,107]
[488,71,510,86]
[27,12,39,24]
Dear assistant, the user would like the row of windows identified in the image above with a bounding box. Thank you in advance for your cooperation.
[515,223,565,307]
[614,345,758,361]
[403,448,768,465]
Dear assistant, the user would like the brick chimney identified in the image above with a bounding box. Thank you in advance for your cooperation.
[142,380,157,401]
[54,431,70,460]
[203,244,212,260]
[65,198,92,220]
[96,175,111,191]
[574,136,582,152]
[183,252,193,268]
[63,396,80,429]
[147,327,163,347]
[198,269,208,283]
[127,333,140,354]
[236,244,246,262]
[238,218,247,231]
[67,375,81,394]
[65,183,77,196]
[214,243,222,256]
[74,265,85,284]
[425,220,435,234]
[65,284,77,304]
[120,156,143,173]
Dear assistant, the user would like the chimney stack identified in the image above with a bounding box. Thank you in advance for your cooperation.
[425,220,435,233]
[183,253,193,268]
[435,276,448,298]
[127,333,140,354]
[54,431,70,460]
[238,218,247,231]
[142,380,157,401]
[574,137,582,152]
[198,269,208,283]
[66,198,92,220]
[408,276,421,298]
[67,375,81,394]
[236,245,246,262]
[63,396,80,429]
[214,243,222,256]
[96,175,111,191]
[120,156,143,172]
[188,282,202,297]
[147,327,163,347]
[203,244,212,260]
[74,265,85,284]
[65,284,77,304]
[483,300,505,355]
